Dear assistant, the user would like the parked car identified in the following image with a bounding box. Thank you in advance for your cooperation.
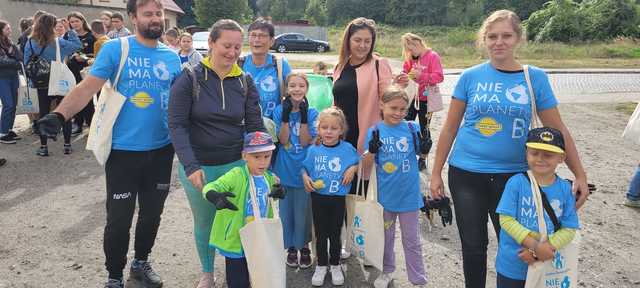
[271,33,330,53]
[192,31,209,56]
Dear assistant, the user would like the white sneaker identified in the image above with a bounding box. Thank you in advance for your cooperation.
[373,273,393,288]
[330,265,344,286]
[311,266,328,286]
[340,247,351,259]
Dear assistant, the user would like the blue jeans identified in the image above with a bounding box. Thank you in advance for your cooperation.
[496,273,525,288]
[627,165,640,201]
[280,186,311,250]
[0,77,18,134]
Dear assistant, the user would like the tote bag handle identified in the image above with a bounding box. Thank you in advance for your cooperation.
[523,65,541,129]
[248,175,279,220]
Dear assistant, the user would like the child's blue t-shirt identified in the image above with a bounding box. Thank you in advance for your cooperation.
[496,174,580,280]
[241,54,292,119]
[219,175,270,259]
[364,121,423,212]
[302,141,361,196]
[272,106,318,188]
[448,62,558,173]
[90,36,182,151]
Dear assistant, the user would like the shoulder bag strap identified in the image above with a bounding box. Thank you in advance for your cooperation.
[275,54,284,99]
[112,37,129,88]
[54,37,61,63]
[523,172,561,232]
[523,65,541,129]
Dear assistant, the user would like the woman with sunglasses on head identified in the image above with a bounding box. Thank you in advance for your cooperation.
[0,20,23,144]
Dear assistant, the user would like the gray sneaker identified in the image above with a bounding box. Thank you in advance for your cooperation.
[624,199,640,208]
[130,260,163,288]
[104,278,124,288]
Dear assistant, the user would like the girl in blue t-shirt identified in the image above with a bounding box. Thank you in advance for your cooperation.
[362,87,427,287]
[302,107,360,286]
[273,73,318,269]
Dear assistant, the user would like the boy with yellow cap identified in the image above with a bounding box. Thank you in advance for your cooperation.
[494,127,580,288]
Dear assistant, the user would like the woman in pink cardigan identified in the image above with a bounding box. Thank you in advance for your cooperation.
[332,17,394,157]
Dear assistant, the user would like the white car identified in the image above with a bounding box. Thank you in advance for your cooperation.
[192,31,209,56]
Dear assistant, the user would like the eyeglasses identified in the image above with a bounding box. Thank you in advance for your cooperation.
[351,18,376,27]
[249,33,270,39]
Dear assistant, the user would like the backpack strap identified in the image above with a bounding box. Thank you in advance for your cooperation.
[522,172,561,232]
[237,56,246,70]
[274,54,284,99]
[186,65,200,102]
[240,72,249,97]
[407,121,420,156]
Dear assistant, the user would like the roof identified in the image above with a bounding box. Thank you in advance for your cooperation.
[162,0,184,14]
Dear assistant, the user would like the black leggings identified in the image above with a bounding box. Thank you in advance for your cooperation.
[312,193,346,266]
[225,257,250,288]
[103,144,174,279]
[37,89,71,145]
[405,100,432,133]
[448,165,519,288]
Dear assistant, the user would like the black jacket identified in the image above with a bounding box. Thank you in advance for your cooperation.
[169,62,265,176]
[0,43,22,79]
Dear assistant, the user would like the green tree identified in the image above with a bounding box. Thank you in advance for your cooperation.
[305,0,328,25]
[175,0,197,27]
[194,0,250,27]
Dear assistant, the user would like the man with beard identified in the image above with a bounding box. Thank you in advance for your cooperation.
[36,1,181,287]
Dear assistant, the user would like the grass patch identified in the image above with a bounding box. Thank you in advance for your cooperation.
[616,102,638,116]
[327,25,640,68]
[287,60,334,69]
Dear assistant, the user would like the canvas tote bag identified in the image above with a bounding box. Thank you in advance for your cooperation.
[48,38,76,96]
[350,163,385,275]
[86,38,129,165]
[622,103,640,145]
[239,176,286,288]
[16,63,39,114]
[524,170,580,288]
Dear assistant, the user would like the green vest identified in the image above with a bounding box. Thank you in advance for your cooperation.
[202,165,276,254]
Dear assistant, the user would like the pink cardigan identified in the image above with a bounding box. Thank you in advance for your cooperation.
[402,49,444,101]
[333,56,394,155]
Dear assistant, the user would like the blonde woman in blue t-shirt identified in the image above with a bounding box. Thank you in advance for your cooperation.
[429,9,588,288]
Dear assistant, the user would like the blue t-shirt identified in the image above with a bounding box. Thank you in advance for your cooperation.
[364,121,423,212]
[179,55,189,64]
[241,54,292,119]
[496,174,580,280]
[219,175,270,259]
[90,36,181,151]
[302,141,361,196]
[448,62,558,173]
[272,106,318,188]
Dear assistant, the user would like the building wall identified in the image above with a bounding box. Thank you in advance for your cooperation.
[0,0,179,39]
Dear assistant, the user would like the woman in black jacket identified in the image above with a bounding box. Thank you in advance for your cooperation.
[168,19,264,288]
[66,11,95,135]
[0,20,23,144]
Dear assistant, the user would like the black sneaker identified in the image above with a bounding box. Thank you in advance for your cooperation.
[0,158,6,167]
[36,146,49,157]
[104,278,124,288]
[299,247,312,269]
[418,157,427,171]
[64,144,72,155]
[7,131,21,140]
[71,124,82,136]
[0,134,16,144]
[286,247,298,267]
[130,260,163,288]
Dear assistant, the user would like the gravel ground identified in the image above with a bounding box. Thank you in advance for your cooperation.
[1,100,640,288]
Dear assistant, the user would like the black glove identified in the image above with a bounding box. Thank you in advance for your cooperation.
[422,196,453,227]
[281,97,293,123]
[420,128,433,155]
[299,99,309,124]
[368,130,382,154]
[205,190,238,211]
[268,183,286,199]
[37,112,65,141]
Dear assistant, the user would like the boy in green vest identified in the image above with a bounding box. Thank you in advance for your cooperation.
[203,131,285,288]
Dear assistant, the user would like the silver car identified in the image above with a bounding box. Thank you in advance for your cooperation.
[192,31,209,56]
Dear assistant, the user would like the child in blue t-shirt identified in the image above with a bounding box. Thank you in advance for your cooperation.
[272,73,319,268]
[302,107,360,286]
[496,127,580,287]
[362,87,428,287]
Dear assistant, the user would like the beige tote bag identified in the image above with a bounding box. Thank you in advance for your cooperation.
[47,37,76,96]
[239,176,286,288]
[524,171,580,288]
[86,38,129,165]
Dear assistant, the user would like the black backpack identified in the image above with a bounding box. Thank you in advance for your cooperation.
[26,40,50,89]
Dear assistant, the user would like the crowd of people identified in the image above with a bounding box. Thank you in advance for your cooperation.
[5,0,632,287]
